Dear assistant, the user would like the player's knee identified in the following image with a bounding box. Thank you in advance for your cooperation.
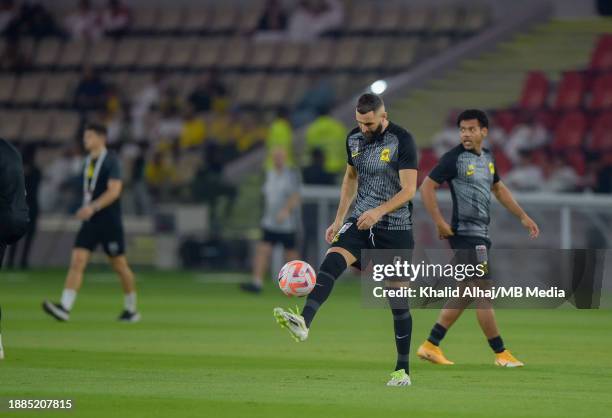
[70,253,88,271]
[318,251,348,280]
[109,256,128,271]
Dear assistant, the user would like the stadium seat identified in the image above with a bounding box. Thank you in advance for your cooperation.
[589,111,612,152]
[387,38,418,71]
[417,147,437,186]
[589,34,612,71]
[209,4,239,33]
[138,38,171,69]
[303,40,335,71]
[331,74,351,100]
[358,38,390,71]
[403,8,431,34]
[57,40,87,69]
[377,2,404,33]
[191,38,224,69]
[182,8,211,33]
[588,73,612,110]
[553,71,586,110]
[33,38,63,68]
[551,111,587,150]
[112,38,143,69]
[565,151,586,176]
[235,2,263,33]
[492,148,513,176]
[345,2,374,34]
[132,8,159,33]
[22,111,54,143]
[40,73,76,107]
[249,40,280,70]
[218,38,250,70]
[50,111,80,144]
[156,8,184,34]
[519,71,549,110]
[234,73,265,107]
[430,7,460,34]
[332,38,361,71]
[163,38,198,70]
[0,75,17,104]
[13,74,46,106]
[429,36,452,53]
[289,74,312,106]
[0,110,24,142]
[462,7,489,34]
[260,74,294,108]
[274,42,304,70]
[85,39,116,69]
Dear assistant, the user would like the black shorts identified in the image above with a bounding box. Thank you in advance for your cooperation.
[448,235,491,279]
[331,218,414,268]
[75,220,125,257]
[262,228,296,249]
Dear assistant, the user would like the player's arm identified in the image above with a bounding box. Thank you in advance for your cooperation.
[325,164,358,243]
[491,180,539,239]
[421,176,454,239]
[356,168,417,230]
[277,192,301,222]
[77,179,122,220]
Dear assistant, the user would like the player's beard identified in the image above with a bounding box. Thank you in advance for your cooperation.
[364,123,384,143]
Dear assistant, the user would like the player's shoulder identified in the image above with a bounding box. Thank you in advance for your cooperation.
[105,149,120,163]
[387,122,414,142]
[347,126,361,140]
[440,144,465,161]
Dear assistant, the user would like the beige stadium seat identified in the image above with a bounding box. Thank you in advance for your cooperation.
[260,74,293,107]
[218,38,250,70]
[359,38,390,71]
[0,75,17,103]
[156,8,184,33]
[40,73,75,106]
[13,74,46,106]
[463,8,489,33]
[163,38,197,69]
[331,74,351,100]
[121,73,152,98]
[112,38,143,69]
[183,8,211,33]
[191,38,223,69]
[249,40,279,70]
[289,74,311,106]
[85,39,116,68]
[20,37,37,60]
[303,40,335,71]
[33,38,63,67]
[57,40,87,68]
[236,1,264,33]
[0,110,24,142]
[403,8,432,33]
[22,111,54,143]
[234,73,265,107]
[274,41,303,70]
[388,39,418,71]
[138,38,170,69]
[132,8,159,33]
[345,2,373,33]
[429,36,452,53]
[431,8,460,33]
[377,2,404,32]
[209,4,239,33]
[51,111,80,144]
[332,37,360,70]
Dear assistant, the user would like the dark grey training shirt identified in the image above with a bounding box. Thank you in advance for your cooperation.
[346,122,418,230]
[429,144,500,238]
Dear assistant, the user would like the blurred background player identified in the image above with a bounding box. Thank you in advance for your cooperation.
[0,137,29,359]
[42,123,140,323]
[417,109,539,368]
[273,94,418,387]
[240,147,301,293]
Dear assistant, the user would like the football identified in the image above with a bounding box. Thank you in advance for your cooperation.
[277,260,316,297]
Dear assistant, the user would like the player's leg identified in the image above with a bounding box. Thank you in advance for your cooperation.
[42,248,91,321]
[0,242,4,359]
[109,255,141,322]
[241,235,273,293]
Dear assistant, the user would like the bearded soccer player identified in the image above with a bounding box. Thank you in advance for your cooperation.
[43,123,140,322]
[416,109,539,367]
[273,94,419,386]
[0,137,29,359]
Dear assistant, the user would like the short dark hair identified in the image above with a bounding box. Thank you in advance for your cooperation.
[84,122,108,137]
[356,93,384,114]
[457,109,489,129]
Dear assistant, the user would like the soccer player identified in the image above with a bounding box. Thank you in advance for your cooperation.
[273,94,419,386]
[0,137,30,359]
[42,123,140,322]
[416,109,539,367]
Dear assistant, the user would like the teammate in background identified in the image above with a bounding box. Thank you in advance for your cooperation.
[273,94,419,386]
[240,147,301,293]
[0,138,30,359]
[417,109,539,367]
[42,123,140,323]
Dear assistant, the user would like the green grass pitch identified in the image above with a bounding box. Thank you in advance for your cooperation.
[1,269,611,418]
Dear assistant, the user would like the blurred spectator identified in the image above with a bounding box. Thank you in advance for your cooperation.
[179,106,206,149]
[187,71,229,114]
[101,0,131,38]
[504,150,544,191]
[145,150,177,200]
[3,1,63,38]
[593,157,612,193]
[288,0,343,41]
[0,37,30,72]
[291,76,335,127]
[7,146,40,269]
[131,143,151,215]
[0,0,16,33]
[302,148,335,185]
[504,118,549,164]
[131,71,166,140]
[254,0,288,40]
[152,86,185,143]
[240,147,301,294]
[235,113,267,153]
[265,108,294,168]
[304,109,347,174]
[39,145,82,213]
[543,154,579,192]
[432,116,458,158]
[64,0,102,40]
[73,66,108,111]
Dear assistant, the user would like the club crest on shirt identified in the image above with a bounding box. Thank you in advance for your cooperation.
[466,164,475,176]
[489,162,495,175]
[380,148,390,162]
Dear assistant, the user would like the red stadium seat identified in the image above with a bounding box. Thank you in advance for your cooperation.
[493,110,517,134]
[565,151,586,176]
[589,34,612,71]
[551,111,587,150]
[492,149,512,176]
[553,71,586,110]
[418,148,438,186]
[588,73,612,110]
[519,71,549,110]
[589,111,612,152]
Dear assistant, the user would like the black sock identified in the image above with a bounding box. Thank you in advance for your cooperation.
[427,322,447,346]
[301,252,347,328]
[392,308,412,373]
[488,335,505,353]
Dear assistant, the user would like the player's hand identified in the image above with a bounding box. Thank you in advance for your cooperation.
[357,208,383,230]
[325,221,342,244]
[521,215,539,239]
[276,207,290,223]
[436,221,454,239]
[76,205,95,221]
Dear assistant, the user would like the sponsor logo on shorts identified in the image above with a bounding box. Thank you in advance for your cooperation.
[332,222,353,243]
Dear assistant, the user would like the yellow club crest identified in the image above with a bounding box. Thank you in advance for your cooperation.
[466,164,475,176]
[489,162,495,175]
[380,148,390,162]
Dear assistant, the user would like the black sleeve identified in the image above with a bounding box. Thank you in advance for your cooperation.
[346,137,354,166]
[492,156,501,184]
[397,131,418,170]
[108,156,122,180]
[428,152,458,184]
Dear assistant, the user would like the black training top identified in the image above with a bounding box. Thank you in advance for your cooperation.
[82,150,122,225]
